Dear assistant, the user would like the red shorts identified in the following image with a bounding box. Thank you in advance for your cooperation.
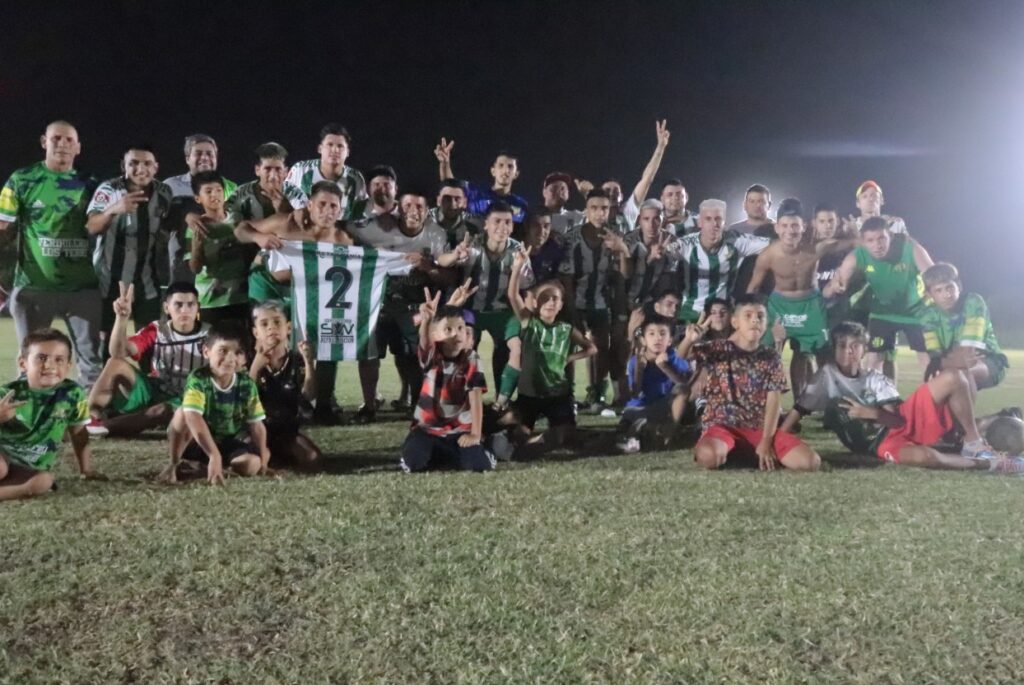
[698,424,807,462]
[875,384,953,463]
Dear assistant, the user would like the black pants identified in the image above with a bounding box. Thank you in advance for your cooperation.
[400,430,494,473]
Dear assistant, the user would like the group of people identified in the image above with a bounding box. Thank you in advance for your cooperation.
[0,118,1018,500]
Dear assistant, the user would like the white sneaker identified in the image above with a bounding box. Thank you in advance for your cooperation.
[85,418,109,438]
[600,408,618,418]
[618,437,641,454]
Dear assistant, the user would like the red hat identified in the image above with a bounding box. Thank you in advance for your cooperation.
[543,171,573,188]
[856,180,882,198]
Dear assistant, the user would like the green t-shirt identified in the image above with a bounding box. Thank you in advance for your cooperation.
[0,379,88,470]
[186,221,256,308]
[0,162,98,291]
[181,368,265,440]
[854,235,924,324]
[519,317,574,397]
[920,292,1005,362]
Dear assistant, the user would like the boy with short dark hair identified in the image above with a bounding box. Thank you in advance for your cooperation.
[249,301,321,470]
[618,315,691,453]
[0,329,97,500]
[163,326,269,485]
[920,262,1008,392]
[400,290,492,472]
[685,294,821,472]
[87,281,209,437]
[781,322,1020,471]
[187,171,258,328]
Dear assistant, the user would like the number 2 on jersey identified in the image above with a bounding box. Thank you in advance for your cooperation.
[324,266,353,309]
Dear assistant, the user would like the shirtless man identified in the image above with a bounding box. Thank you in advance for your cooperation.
[746,199,831,397]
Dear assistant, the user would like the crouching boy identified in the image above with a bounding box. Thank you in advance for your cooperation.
[0,329,98,500]
[400,289,493,473]
[163,326,270,485]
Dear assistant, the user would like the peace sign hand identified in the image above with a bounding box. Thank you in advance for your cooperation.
[447,278,480,308]
[655,119,670,148]
[434,138,455,163]
[0,390,26,424]
[111,190,149,215]
[512,244,532,270]
[112,281,134,318]
[419,288,442,322]
[453,232,474,263]
[684,311,709,343]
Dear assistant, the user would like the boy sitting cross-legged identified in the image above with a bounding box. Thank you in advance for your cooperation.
[780,321,1022,471]
[400,289,493,473]
[86,281,209,437]
[162,325,270,485]
[682,293,821,472]
[0,329,100,501]
[249,300,321,470]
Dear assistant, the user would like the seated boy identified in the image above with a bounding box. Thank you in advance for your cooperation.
[400,289,492,473]
[0,329,98,501]
[684,294,821,472]
[781,321,1021,471]
[508,249,597,459]
[618,315,691,453]
[87,281,209,437]
[920,262,1009,393]
[162,326,270,485]
[249,301,321,470]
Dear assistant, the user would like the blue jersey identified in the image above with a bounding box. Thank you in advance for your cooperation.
[626,348,691,407]
[466,182,528,223]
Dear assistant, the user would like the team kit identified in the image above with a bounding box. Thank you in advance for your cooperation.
[0,118,1020,500]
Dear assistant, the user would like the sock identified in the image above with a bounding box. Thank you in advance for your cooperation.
[498,365,520,400]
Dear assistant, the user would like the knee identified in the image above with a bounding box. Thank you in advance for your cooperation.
[693,441,725,469]
[26,471,54,496]
[783,446,821,472]
[0,457,8,480]
[231,455,261,477]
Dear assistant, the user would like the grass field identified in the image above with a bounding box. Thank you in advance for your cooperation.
[2,319,1023,684]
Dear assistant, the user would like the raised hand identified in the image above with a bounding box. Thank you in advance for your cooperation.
[684,312,709,343]
[600,229,628,255]
[575,179,594,197]
[655,119,670,148]
[771,318,786,345]
[111,190,149,215]
[447,278,480,308]
[512,244,532,270]
[419,287,442,322]
[453,232,473,263]
[434,138,455,163]
[0,390,26,424]
[112,281,134,318]
[298,340,314,363]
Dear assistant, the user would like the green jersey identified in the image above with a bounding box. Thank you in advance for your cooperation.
[181,368,265,440]
[854,235,924,324]
[920,292,1005,362]
[226,180,279,224]
[519,317,574,397]
[0,379,89,470]
[187,222,256,308]
[283,160,368,221]
[0,162,97,291]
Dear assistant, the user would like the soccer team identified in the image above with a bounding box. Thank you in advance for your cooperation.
[0,118,1018,500]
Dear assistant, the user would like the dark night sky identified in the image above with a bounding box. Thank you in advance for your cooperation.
[3,1,1023,317]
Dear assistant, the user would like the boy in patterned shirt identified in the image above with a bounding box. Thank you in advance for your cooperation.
[249,301,320,470]
[400,290,492,473]
[162,326,269,485]
[0,329,98,501]
[920,262,1008,394]
[87,281,209,437]
[681,294,820,472]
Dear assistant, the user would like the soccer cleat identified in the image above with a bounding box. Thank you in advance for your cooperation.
[390,398,412,412]
[350,404,377,425]
[962,439,997,461]
[312,401,345,426]
[617,437,642,454]
[85,418,109,438]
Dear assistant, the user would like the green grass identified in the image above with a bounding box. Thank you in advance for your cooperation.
[1,319,1023,683]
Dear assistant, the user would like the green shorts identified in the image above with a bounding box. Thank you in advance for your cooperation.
[765,291,828,352]
[475,310,522,344]
[111,369,180,414]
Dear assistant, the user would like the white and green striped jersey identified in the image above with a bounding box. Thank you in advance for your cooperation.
[226,180,279,224]
[670,230,769,320]
[428,207,482,249]
[460,236,534,312]
[87,178,173,299]
[273,240,412,361]
[624,231,677,307]
[558,224,621,311]
[283,160,367,221]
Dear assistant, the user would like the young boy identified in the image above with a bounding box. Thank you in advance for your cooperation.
[0,329,97,500]
[86,281,209,437]
[683,294,821,472]
[509,249,597,458]
[920,262,1008,393]
[163,326,270,485]
[780,322,1020,471]
[618,315,691,453]
[187,171,258,329]
[249,301,321,470]
[400,289,492,473]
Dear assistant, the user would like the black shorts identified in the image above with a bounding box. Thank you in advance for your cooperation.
[375,310,418,359]
[514,393,576,430]
[867,317,926,353]
[182,437,255,464]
